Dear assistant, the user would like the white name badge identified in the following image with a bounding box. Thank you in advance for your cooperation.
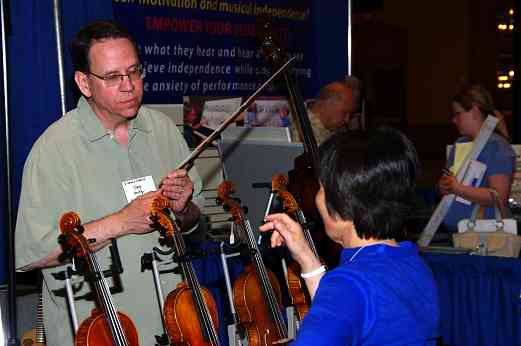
[122,176,157,203]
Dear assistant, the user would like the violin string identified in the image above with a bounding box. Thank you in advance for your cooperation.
[244,219,280,329]
[89,244,129,346]
[297,210,319,258]
[178,235,214,342]
[89,251,127,345]
[93,253,128,346]
[171,215,219,345]
[243,216,288,337]
[188,261,219,345]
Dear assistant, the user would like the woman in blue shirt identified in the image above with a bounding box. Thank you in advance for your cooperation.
[440,84,516,231]
[260,127,440,345]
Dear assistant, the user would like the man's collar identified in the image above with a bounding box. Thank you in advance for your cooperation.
[77,96,150,142]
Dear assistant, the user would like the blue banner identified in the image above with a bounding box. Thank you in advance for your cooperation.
[113,0,314,104]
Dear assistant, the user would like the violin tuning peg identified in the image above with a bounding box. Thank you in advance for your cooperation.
[88,238,96,244]
[57,234,67,244]
[234,197,241,204]
[77,225,85,234]
[242,206,249,214]
[215,197,222,205]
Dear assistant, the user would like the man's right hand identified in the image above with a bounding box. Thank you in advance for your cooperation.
[116,190,162,235]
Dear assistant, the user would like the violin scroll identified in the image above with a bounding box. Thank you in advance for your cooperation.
[216,181,245,225]
[271,173,289,194]
[58,211,92,260]
[277,190,300,215]
[59,211,81,232]
[152,195,170,211]
[150,196,177,247]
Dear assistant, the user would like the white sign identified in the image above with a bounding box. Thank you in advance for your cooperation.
[200,98,242,130]
[254,99,290,127]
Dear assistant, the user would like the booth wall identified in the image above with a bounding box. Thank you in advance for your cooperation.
[0,0,346,284]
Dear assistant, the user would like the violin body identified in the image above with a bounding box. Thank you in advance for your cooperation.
[219,180,288,345]
[163,282,220,346]
[233,264,286,346]
[151,197,221,346]
[74,309,139,346]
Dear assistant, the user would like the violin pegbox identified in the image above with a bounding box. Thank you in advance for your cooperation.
[150,195,179,248]
[271,173,289,193]
[217,181,249,225]
[277,190,299,215]
[58,212,89,261]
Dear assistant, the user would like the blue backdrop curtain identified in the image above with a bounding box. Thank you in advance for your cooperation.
[0,0,113,284]
[311,0,347,94]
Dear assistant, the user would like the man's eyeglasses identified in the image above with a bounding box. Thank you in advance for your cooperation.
[88,65,145,87]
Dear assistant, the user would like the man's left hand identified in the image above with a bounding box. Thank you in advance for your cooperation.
[160,169,193,213]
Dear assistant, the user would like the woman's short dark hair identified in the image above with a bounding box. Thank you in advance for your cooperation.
[70,20,137,73]
[318,127,419,240]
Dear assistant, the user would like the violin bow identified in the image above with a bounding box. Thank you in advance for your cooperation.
[175,56,296,172]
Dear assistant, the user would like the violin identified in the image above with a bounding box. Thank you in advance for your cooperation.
[150,196,220,346]
[217,181,289,346]
[58,212,139,346]
[271,174,322,320]
[271,174,319,258]
[257,21,340,268]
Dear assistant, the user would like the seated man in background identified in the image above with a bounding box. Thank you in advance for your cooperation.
[291,80,357,144]
[261,127,440,345]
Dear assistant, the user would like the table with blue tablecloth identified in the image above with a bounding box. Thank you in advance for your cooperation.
[421,253,521,346]
[193,241,521,346]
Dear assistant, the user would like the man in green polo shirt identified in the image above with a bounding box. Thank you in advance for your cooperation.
[15,20,204,345]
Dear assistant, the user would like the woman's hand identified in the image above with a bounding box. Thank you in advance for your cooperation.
[438,170,459,196]
[260,213,321,273]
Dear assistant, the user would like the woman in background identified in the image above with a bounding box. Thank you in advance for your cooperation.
[440,84,516,232]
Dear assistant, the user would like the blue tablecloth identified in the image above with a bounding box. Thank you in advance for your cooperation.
[194,242,521,346]
[421,253,521,346]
